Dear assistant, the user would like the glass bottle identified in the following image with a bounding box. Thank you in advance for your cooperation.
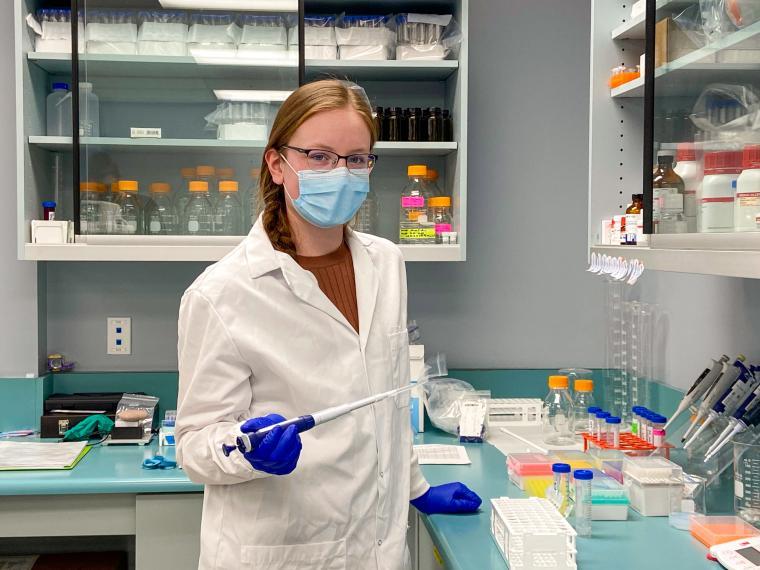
[542,375,575,445]
[386,108,400,142]
[442,110,454,142]
[407,108,419,142]
[659,193,687,234]
[427,107,441,142]
[79,181,103,235]
[373,107,384,140]
[428,196,452,244]
[624,193,644,245]
[421,108,431,141]
[115,180,142,235]
[173,168,195,234]
[399,164,435,244]
[216,180,244,236]
[425,168,444,196]
[399,107,409,142]
[146,182,176,235]
[184,180,214,236]
[653,155,685,233]
[572,379,596,433]
[196,165,218,202]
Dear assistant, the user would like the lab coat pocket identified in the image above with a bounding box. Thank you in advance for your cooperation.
[389,327,411,409]
[240,538,346,569]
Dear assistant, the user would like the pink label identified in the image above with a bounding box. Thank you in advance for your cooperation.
[435,224,452,233]
[401,196,424,208]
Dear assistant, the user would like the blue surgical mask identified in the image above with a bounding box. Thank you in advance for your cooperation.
[281,156,370,229]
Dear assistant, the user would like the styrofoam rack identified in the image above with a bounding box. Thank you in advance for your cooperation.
[490,497,578,570]
[488,398,543,427]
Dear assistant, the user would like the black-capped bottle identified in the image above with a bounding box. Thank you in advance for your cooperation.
[407,108,419,142]
[387,107,399,142]
[428,107,442,142]
[400,108,409,142]
[374,107,384,140]
[442,109,453,141]
[414,107,424,141]
[420,108,430,141]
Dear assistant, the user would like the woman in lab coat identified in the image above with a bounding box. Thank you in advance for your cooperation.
[176,80,480,570]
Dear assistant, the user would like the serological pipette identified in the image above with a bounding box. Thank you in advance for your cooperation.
[222,381,425,457]
[684,361,755,449]
[682,356,745,444]
[704,404,760,462]
[675,356,730,435]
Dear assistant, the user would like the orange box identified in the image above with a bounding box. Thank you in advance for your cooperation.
[690,515,760,548]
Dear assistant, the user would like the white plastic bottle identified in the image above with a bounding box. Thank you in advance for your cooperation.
[735,144,760,232]
[146,182,176,235]
[185,180,214,236]
[46,82,72,136]
[701,150,742,233]
[542,375,575,446]
[573,470,593,537]
[215,180,244,235]
[674,143,700,232]
[78,82,100,137]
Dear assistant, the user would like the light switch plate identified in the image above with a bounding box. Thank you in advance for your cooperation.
[107,317,131,355]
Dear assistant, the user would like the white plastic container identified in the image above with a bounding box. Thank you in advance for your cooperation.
[338,45,392,61]
[46,82,71,136]
[78,82,100,137]
[674,143,700,232]
[623,456,683,516]
[735,144,760,232]
[700,150,743,233]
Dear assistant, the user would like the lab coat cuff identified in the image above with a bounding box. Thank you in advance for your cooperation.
[410,479,430,501]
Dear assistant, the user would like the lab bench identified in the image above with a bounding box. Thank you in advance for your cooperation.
[0,431,719,570]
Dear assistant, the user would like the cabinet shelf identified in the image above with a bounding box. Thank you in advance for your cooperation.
[28,136,457,156]
[590,244,760,279]
[305,59,458,81]
[610,76,644,98]
[23,241,462,262]
[611,1,695,40]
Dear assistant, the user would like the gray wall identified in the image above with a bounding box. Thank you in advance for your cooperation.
[1,3,42,378]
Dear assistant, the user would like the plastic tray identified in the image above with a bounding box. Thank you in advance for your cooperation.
[589,469,629,505]
[549,450,594,470]
[690,515,760,547]
[508,453,555,477]
[489,399,543,427]
[509,472,553,498]
[623,455,682,482]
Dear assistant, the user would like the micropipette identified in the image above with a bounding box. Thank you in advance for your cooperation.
[684,361,755,449]
[705,381,760,459]
[222,381,425,457]
[682,356,745,444]
[670,356,729,432]
[704,404,760,462]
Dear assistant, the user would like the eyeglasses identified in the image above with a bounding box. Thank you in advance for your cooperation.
[281,145,377,172]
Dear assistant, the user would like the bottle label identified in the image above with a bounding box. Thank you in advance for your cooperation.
[401,196,425,208]
[150,220,162,233]
[653,187,677,220]
[125,221,137,234]
[399,228,436,240]
[188,220,200,233]
[435,223,452,233]
[738,192,760,207]
[701,197,735,231]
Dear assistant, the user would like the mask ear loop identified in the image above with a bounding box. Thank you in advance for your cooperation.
[278,152,299,202]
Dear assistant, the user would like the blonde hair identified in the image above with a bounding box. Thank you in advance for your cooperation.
[259,80,377,256]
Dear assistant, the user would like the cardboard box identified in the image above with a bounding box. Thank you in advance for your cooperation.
[655,17,714,67]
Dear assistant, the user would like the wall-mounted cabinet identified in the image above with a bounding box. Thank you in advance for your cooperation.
[16,0,468,262]
[589,0,760,278]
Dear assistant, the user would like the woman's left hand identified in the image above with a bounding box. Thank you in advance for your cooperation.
[410,482,482,515]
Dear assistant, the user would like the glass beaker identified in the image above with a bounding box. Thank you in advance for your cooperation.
[735,440,760,525]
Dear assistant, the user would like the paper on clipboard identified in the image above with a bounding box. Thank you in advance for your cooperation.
[0,441,90,470]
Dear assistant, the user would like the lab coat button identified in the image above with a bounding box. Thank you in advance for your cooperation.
[377,539,383,546]
[380,471,384,478]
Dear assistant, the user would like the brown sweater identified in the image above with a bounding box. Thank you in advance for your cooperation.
[295,242,359,333]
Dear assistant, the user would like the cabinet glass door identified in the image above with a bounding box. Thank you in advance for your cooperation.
[648,0,760,237]
[74,0,299,243]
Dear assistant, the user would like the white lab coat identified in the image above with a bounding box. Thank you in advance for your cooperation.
[176,218,430,570]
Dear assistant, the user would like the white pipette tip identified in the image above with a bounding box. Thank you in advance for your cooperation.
[665,401,690,431]
[704,424,744,462]
[684,415,714,450]
[705,424,735,457]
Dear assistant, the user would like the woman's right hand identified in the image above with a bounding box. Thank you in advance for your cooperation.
[240,414,303,476]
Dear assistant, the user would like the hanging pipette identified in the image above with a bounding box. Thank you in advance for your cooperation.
[675,356,730,434]
[223,381,424,457]
[682,356,745,444]
[705,379,760,459]
[704,404,760,462]
[684,361,754,449]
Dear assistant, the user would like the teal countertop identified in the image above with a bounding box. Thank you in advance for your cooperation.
[0,439,201,496]
[415,430,716,570]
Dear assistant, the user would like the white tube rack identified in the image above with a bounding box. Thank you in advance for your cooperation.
[490,497,577,570]
[488,399,543,427]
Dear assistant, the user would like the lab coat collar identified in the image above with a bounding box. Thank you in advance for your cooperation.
[244,217,379,347]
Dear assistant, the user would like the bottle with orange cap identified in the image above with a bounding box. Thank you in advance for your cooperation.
[174,167,196,222]
[247,167,262,228]
[542,375,576,445]
[146,182,176,235]
[428,196,453,244]
[80,181,105,234]
[215,180,244,235]
[425,168,444,197]
[399,164,435,244]
[571,378,596,433]
[196,165,218,199]
[114,180,142,235]
[185,180,214,236]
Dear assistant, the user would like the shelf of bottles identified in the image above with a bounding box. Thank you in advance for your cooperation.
[644,0,760,253]
[18,0,468,261]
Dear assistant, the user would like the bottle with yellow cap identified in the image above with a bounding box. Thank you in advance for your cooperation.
[114,180,142,235]
[399,164,435,244]
[542,375,576,445]
[146,182,176,235]
[185,180,214,236]
[571,379,596,433]
[80,181,105,234]
[215,180,244,236]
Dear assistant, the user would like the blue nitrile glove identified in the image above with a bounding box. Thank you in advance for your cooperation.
[411,482,482,515]
[240,414,303,476]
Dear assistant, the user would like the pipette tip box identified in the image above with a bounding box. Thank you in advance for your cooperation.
[623,456,683,516]
[690,515,760,548]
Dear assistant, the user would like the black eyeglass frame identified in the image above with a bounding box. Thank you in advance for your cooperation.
[280,145,378,172]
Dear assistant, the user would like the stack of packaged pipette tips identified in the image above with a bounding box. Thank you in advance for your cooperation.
[488,398,542,428]
[622,455,683,517]
[458,398,488,443]
[490,497,577,570]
